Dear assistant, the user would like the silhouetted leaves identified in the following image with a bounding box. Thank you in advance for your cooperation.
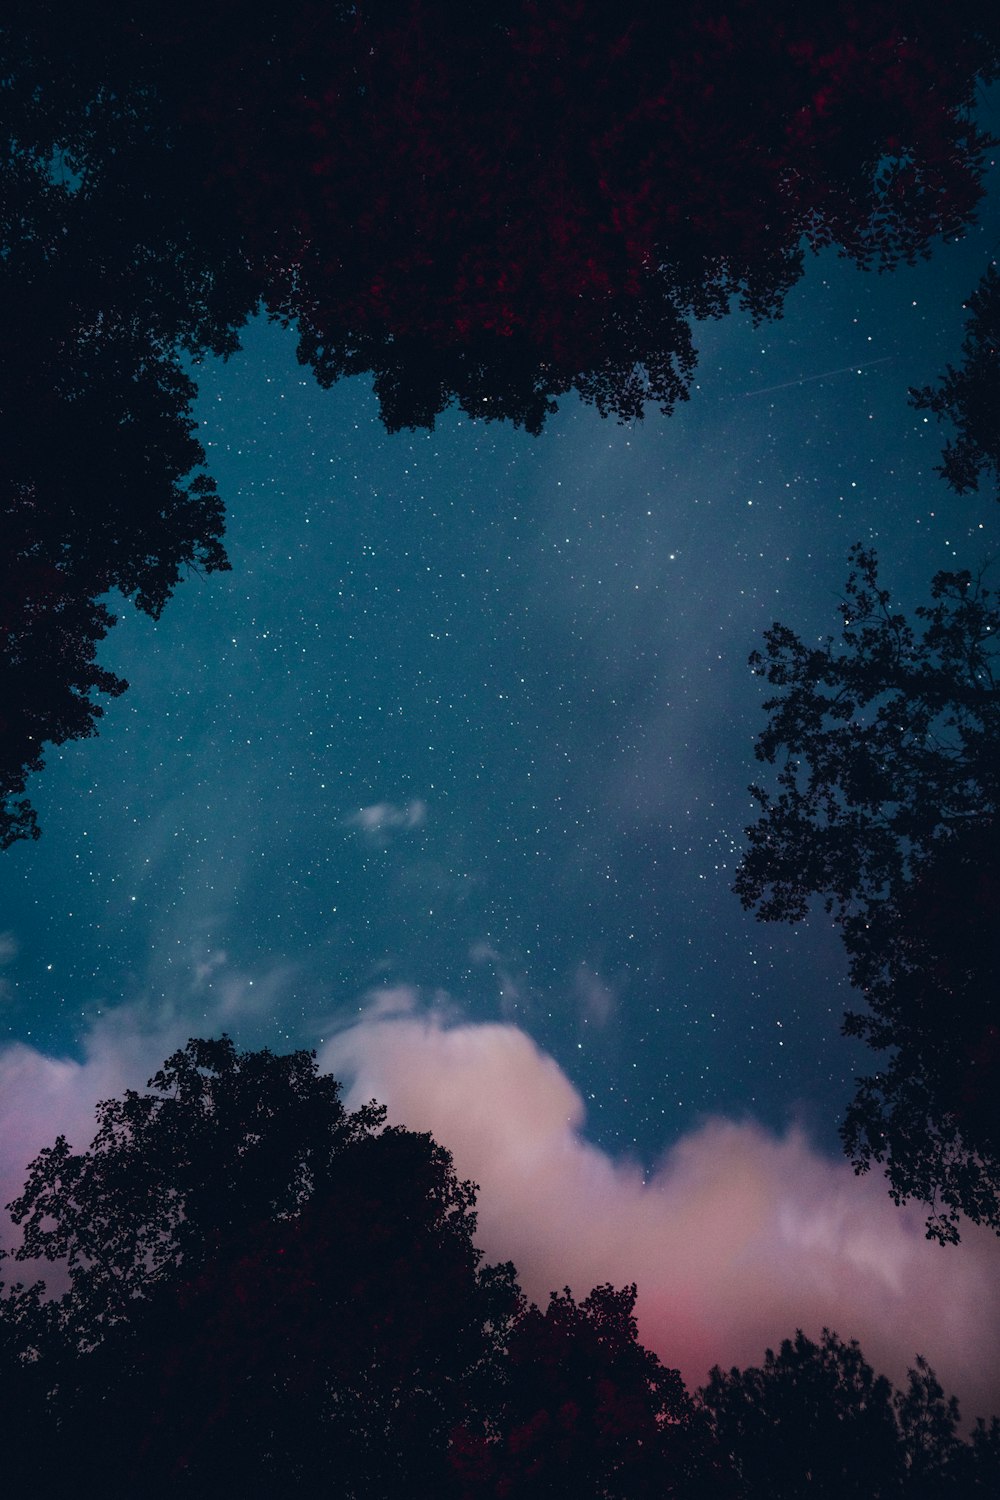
[910,265,1000,498]
[736,548,1000,1237]
[2,1038,995,1493]
[703,1330,902,1498]
[452,1282,702,1499]
[0,153,231,844]
[2,1037,514,1496]
[703,1329,1000,1497]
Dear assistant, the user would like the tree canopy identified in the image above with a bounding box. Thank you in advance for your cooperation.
[1,1037,519,1495]
[0,154,230,848]
[451,1282,703,1499]
[910,263,1000,499]
[703,1330,1000,1497]
[7,2,997,432]
[2,1037,997,1495]
[735,546,1000,1239]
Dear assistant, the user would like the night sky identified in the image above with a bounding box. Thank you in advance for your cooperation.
[2,131,999,1413]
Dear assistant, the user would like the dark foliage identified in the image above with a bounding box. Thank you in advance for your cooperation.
[735,547,1000,1238]
[451,1282,705,1499]
[910,264,1000,498]
[841,823,1000,1242]
[10,2,995,432]
[0,155,231,846]
[1,1037,518,1497]
[703,1330,902,1498]
[7,1038,385,1339]
[1,1038,995,1493]
[703,1329,1000,1497]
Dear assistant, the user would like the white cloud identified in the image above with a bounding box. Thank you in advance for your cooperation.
[345,799,427,834]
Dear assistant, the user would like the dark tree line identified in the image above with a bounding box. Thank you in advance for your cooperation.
[1,1038,997,1496]
[736,545,1000,1240]
[2,2,999,841]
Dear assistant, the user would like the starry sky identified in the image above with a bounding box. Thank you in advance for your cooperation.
[1,134,999,1412]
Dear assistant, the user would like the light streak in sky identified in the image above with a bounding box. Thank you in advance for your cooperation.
[739,355,895,398]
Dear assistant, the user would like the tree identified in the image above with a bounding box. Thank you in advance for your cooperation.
[2,1041,995,1491]
[9,3,997,433]
[700,1328,1000,1497]
[1,1037,522,1496]
[0,154,231,845]
[910,263,1000,498]
[734,546,1000,1239]
[701,1330,902,1498]
[450,1283,709,1499]
[56,1135,521,1497]
[6,1038,384,1339]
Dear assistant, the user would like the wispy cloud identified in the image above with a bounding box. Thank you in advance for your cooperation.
[469,942,527,1018]
[573,962,618,1027]
[0,931,17,1004]
[344,799,427,835]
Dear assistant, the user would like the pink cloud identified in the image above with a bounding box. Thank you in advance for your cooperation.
[321,1013,1000,1421]
[0,1007,190,1222]
[3,1000,997,1422]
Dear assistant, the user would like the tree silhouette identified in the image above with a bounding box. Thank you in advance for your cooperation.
[2,1038,996,1493]
[0,155,230,845]
[735,547,1000,1238]
[451,1282,707,1499]
[910,264,1000,499]
[701,1329,1000,1497]
[1,1037,520,1496]
[701,1330,902,1498]
[11,3,996,433]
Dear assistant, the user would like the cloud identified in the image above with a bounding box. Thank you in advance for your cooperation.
[321,1011,1000,1422]
[3,995,997,1424]
[0,1005,191,1221]
[345,799,427,835]
[0,931,17,1004]
[573,962,618,1027]
[469,942,527,1018]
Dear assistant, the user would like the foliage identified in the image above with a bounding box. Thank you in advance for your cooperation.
[1,1037,517,1496]
[0,155,231,846]
[451,1282,704,1499]
[6,1037,383,1342]
[1,1038,996,1493]
[8,3,996,433]
[735,546,1000,1238]
[702,1330,902,1497]
[910,264,1000,498]
[702,1329,1000,1497]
